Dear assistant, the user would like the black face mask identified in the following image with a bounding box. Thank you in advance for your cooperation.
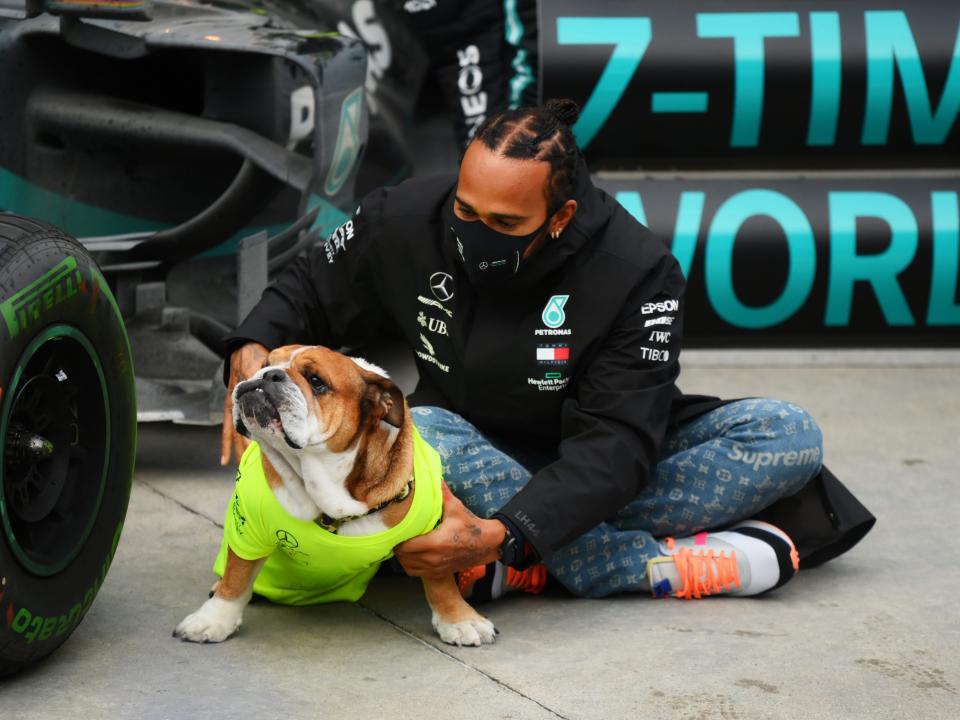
[449,205,552,288]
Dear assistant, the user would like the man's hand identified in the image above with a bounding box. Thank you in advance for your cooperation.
[220,341,269,466]
[394,484,506,577]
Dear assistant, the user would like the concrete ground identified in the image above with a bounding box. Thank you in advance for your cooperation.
[2,351,958,719]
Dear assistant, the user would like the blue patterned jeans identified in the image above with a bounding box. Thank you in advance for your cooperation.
[411,399,823,598]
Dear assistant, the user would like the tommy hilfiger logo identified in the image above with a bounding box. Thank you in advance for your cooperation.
[537,344,569,364]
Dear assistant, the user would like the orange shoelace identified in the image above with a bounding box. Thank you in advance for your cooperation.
[672,547,741,599]
[506,563,548,594]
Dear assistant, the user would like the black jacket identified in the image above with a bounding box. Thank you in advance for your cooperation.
[227,171,874,565]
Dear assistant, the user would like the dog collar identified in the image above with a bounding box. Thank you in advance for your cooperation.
[316,478,414,533]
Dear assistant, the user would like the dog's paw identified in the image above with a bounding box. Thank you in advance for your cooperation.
[432,611,497,647]
[173,597,243,643]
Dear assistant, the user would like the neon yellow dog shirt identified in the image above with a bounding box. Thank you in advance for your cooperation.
[213,426,443,605]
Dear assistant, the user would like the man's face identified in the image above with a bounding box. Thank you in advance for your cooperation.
[454,141,551,245]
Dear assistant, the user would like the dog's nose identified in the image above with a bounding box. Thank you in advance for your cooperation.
[262,368,286,384]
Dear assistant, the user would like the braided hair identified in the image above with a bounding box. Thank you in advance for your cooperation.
[471,98,581,211]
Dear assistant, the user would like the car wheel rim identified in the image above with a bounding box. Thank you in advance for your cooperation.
[1,325,110,576]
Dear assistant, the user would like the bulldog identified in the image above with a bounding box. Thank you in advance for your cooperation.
[173,344,497,646]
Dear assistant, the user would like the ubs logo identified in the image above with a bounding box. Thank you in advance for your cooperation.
[417,311,449,336]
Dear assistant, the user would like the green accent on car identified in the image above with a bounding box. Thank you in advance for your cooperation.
[0,167,166,238]
[307,193,351,234]
[324,86,364,197]
[0,166,350,257]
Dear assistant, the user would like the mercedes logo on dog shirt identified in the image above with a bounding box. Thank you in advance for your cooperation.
[275,530,299,549]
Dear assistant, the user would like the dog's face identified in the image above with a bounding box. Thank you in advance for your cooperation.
[233,345,403,456]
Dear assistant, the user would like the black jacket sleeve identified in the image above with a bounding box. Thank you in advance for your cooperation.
[223,190,388,378]
[497,253,686,558]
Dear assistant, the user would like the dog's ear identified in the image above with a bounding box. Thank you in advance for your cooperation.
[361,375,405,429]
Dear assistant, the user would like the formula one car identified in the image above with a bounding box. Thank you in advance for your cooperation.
[0,0,396,675]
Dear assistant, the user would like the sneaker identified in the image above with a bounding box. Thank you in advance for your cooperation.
[458,561,548,604]
[646,520,800,599]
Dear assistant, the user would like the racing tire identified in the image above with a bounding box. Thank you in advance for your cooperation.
[0,214,136,676]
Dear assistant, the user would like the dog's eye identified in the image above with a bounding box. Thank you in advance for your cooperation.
[307,375,330,395]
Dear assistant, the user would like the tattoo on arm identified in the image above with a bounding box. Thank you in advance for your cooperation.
[445,523,487,567]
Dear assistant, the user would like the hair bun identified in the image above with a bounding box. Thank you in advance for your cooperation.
[544,98,580,128]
